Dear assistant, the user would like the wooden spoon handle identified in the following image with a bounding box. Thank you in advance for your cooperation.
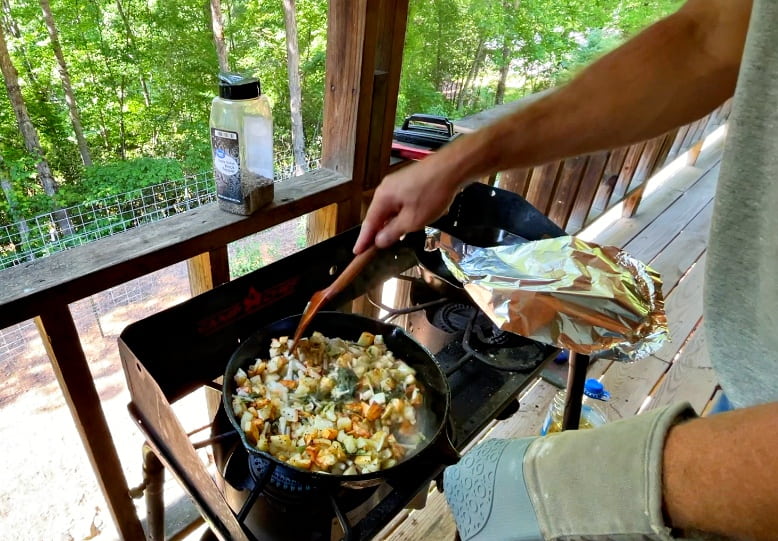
[290,246,379,352]
[322,245,379,300]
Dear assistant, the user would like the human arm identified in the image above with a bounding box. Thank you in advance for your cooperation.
[354,0,752,253]
[662,400,778,539]
[444,400,778,540]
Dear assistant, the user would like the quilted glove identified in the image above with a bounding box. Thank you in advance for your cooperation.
[443,402,697,541]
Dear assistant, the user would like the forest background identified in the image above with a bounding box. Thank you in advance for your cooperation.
[0,0,681,270]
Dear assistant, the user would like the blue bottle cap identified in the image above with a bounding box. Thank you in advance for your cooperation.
[583,378,610,400]
[553,350,569,364]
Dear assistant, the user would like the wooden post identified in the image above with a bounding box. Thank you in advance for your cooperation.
[685,114,714,166]
[610,141,646,203]
[307,0,410,247]
[524,160,563,214]
[186,246,231,419]
[562,352,589,431]
[566,151,609,233]
[186,245,230,297]
[547,155,589,229]
[363,0,410,192]
[589,146,628,219]
[622,183,647,219]
[35,304,145,540]
[497,168,531,196]
[306,1,372,246]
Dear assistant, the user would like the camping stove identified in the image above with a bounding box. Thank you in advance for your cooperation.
[118,184,565,540]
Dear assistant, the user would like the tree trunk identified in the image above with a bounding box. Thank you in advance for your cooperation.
[495,36,511,105]
[0,165,33,262]
[1,0,39,87]
[209,0,229,72]
[74,4,112,151]
[118,73,126,160]
[434,0,444,90]
[282,0,307,175]
[456,38,485,111]
[115,0,151,107]
[40,0,92,166]
[0,24,72,236]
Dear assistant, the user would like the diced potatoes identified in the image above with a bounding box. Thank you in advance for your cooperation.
[231,331,424,475]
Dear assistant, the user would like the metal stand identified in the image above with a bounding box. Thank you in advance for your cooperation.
[129,444,166,541]
[561,352,589,431]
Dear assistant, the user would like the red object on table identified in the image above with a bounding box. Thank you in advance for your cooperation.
[390,140,435,160]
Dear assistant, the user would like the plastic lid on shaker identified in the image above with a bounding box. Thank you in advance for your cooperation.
[218,72,261,100]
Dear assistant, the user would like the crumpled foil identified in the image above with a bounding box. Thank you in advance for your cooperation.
[429,230,669,362]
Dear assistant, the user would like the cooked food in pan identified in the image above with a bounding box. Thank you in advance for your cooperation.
[232,331,425,474]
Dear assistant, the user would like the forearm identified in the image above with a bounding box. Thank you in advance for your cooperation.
[432,0,750,190]
[663,401,778,540]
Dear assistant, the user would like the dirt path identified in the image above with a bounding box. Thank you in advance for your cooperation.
[0,219,304,540]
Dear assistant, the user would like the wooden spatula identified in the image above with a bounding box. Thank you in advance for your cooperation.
[289,245,379,354]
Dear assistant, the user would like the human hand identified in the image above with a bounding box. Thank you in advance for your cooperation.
[353,159,464,254]
[443,403,694,541]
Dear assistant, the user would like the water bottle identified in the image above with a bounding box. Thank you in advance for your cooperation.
[210,72,274,215]
[540,379,615,435]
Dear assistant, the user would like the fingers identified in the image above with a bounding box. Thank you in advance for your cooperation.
[354,203,408,252]
[374,214,409,249]
[354,194,392,253]
[353,220,374,254]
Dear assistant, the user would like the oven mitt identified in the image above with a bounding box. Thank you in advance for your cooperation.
[444,402,698,540]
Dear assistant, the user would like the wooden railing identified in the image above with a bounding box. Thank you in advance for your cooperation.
[0,3,731,534]
[455,95,732,233]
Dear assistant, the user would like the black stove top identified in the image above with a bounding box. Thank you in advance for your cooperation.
[118,184,566,540]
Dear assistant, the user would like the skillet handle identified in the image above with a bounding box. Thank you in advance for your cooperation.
[425,429,460,466]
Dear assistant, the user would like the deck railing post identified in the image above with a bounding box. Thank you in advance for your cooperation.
[35,304,146,540]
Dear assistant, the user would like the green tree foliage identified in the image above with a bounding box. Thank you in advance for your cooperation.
[0,0,679,236]
[396,0,682,123]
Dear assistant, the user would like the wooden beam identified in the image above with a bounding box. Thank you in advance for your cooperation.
[363,0,410,191]
[610,141,645,203]
[547,155,588,229]
[308,1,386,246]
[665,124,692,164]
[497,167,531,196]
[622,131,681,218]
[35,305,145,540]
[187,245,230,297]
[589,146,628,219]
[566,151,609,233]
[0,168,350,329]
[524,160,562,214]
[186,245,231,418]
[622,183,647,219]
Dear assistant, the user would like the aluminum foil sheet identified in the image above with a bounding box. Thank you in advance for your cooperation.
[429,231,668,362]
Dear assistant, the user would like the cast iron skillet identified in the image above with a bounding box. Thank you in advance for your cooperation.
[223,311,458,488]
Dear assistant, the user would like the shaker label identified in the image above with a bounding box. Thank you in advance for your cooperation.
[211,128,242,203]
[213,129,237,140]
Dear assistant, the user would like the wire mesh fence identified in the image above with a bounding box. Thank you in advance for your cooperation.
[0,155,320,270]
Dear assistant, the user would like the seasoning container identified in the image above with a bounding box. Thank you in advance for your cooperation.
[210,72,274,215]
[540,379,617,435]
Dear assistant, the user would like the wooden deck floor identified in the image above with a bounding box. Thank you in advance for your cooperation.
[379,130,727,541]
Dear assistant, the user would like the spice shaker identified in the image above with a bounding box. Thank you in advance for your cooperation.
[210,72,274,215]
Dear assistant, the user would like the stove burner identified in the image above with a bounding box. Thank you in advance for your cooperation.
[249,455,315,494]
[428,300,533,349]
[430,303,474,333]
